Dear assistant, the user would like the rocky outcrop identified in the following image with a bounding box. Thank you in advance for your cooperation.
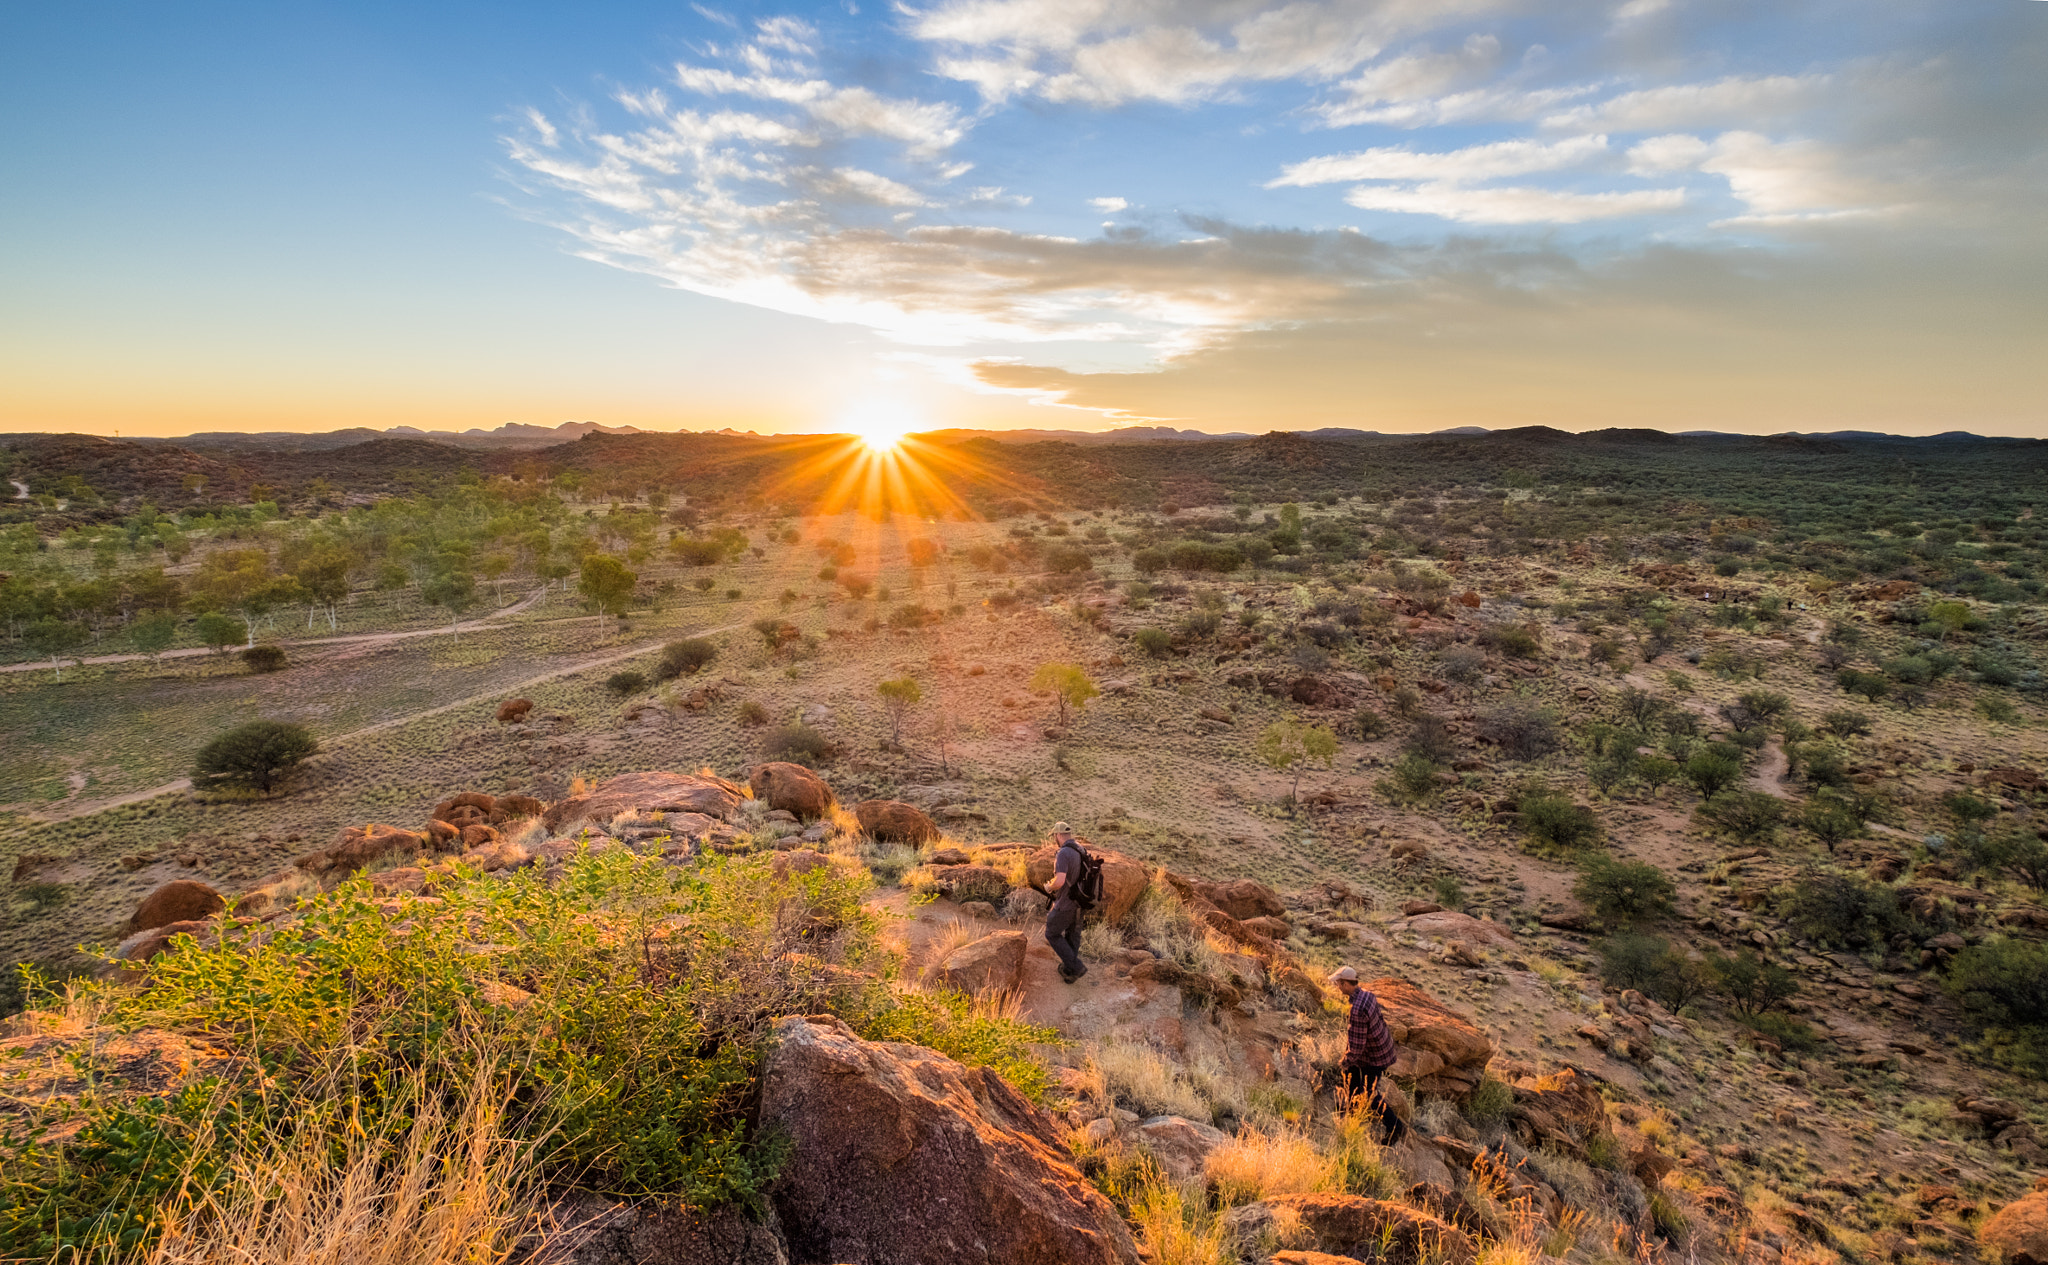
[749,762,835,819]
[495,793,546,821]
[1983,1192,2048,1265]
[298,823,426,875]
[1224,1194,1475,1265]
[128,880,224,934]
[1198,878,1285,922]
[1392,910,1516,949]
[759,1015,1138,1265]
[853,799,940,845]
[1368,978,1494,1096]
[496,698,533,723]
[434,792,497,827]
[1026,844,1149,924]
[1136,1115,1228,1184]
[544,772,742,832]
[933,931,1027,995]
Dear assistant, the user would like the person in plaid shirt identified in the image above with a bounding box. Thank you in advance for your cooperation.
[1328,966,1408,1143]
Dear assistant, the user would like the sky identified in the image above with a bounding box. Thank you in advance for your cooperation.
[2,0,2045,440]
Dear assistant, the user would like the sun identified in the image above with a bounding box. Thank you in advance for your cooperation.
[841,400,915,454]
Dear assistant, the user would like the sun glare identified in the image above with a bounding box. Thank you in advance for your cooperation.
[841,400,915,454]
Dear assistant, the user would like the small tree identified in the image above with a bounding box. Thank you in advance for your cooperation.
[24,617,87,679]
[1706,950,1800,1018]
[131,610,177,663]
[1575,855,1676,928]
[1682,746,1744,799]
[1256,718,1340,803]
[1030,662,1099,728]
[421,569,476,640]
[877,677,922,746]
[192,720,318,793]
[578,554,637,633]
[1133,627,1173,657]
[194,611,246,655]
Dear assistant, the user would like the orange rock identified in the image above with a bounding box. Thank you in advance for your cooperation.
[1026,843,1149,924]
[128,880,224,934]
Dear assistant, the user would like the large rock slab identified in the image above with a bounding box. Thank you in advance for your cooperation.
[1025,844,1149,924]
[759,1015,1138,1265]
[128,880,223,934]
[1367,977,1494,1096]
[554,1194,789,1265]
[1198,878,1285,922]
[933,931,1027,996]
[298,823,427,875]
[1983,1192,2048,1265]
[544,772,742,832]
[1392,910,1516,949]
[853,799,940,845]
[749,762,835,819]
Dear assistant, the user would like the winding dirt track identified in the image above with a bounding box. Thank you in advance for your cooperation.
[2,586,554,675]
[17,612,747,824]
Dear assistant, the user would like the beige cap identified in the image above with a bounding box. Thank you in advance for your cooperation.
[1051,821,1074,836]
[1327,965,1359,982]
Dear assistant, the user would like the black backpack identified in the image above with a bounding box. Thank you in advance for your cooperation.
[1062,841,1106,909]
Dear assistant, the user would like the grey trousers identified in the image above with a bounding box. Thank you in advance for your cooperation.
[1044,898,1085,975]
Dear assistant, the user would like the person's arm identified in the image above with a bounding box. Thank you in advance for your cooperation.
[1047,871,1066,893]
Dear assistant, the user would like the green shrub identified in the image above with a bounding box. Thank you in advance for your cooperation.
[1799,801,1861,853]
[1597,935,1711,1012]
[1521,792,1602,851]
[1705,950,1799,1016]
[1376,753,1441,805]
[1780,872,1908,948]
[239,643,286,673]
[191,720,318,794]
[1574,856,1675,928]
[1974,829,2048,892]
[1133,627,1173,656]
[1820,709,1872,737]
[1464,1076,1513,1125]
[1742,1011,1820,1052]
[1681,746,1744,798]
[1353,707,1388,740]
[1836,668,1890,702]
[1945,939,2048,1074]
[1477,623,1541,658]
[1477,703,1558,761]
[762,723,834,762]
[606,670,649,696]
[1631,754,1680,790]
[1166,542,1243,573]
[657,638,718,680]
[1695,791,1786,844]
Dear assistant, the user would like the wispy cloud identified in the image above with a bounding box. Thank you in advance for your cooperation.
[1271,135,1610,187]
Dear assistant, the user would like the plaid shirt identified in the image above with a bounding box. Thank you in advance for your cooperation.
[1344,987,1397,1070]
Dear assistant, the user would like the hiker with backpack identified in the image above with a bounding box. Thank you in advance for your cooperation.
[1327,965,1410,1144]
[1043,822,1103,983]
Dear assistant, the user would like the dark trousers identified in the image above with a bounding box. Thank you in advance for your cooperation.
[1044,898,1085,976]
[1342,1063,1409,1144]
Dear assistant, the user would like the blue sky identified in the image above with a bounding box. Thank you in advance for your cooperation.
[3,0,2045,437]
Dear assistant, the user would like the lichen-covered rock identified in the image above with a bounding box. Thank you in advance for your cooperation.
[853,799,940,845]
[749,762,835,819]
[933,931,1026,995]
[544,772,742,832]
[1983,1192,2048,1265]
[128,880,223,934]
[759,1015,1138,1265]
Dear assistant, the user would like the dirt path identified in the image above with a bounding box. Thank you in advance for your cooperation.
[1748,737,1794,799]
[0,586,553,674]
[18,618,747,824]
[8,480,27,501]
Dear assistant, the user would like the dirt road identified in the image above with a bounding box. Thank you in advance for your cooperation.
[1,586,553,675]
[18,618,745,824]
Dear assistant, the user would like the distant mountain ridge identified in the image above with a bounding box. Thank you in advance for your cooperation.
[153,420,647,452]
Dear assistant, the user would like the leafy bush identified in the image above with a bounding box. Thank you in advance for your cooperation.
[1403,715,1458,763]
[1437,647,1486,683]
[1477,703,1558,761]
[1574,856,1675,928]
[1836,669,1890,702]
[762,723,835,762]
[738,700,770,726]
[657,638,718,680]
[1705,950,1799,1017]
[191,720,318,794]
[1681,746,1745,799]
[1780,872,1908,948]
[239,643,287,673]
[1631,754,1680,790]
[1695,791,1786,844]
[1521,792,1602,851]
[1799,800,1861,853]
[1945,939,2048,1074]
[1597,934,1710,1012]
[1353,707,1388,740]
[1166,542,1243,573]
[1743,1011,1821,1052]
[1133,627,1173,656]
[606,670,648,696]
[1974,828,2048,892]
[1376,753,1441,805]
[1820,709,1872,737]
[1477,623,1541,658]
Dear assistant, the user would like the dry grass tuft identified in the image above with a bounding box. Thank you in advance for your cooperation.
[1129,1178,1232,1265]
[1206,1126,1337,1206]
[145,1064,542,1265]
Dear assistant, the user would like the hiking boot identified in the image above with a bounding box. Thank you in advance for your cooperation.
[1061,966,1088,984]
